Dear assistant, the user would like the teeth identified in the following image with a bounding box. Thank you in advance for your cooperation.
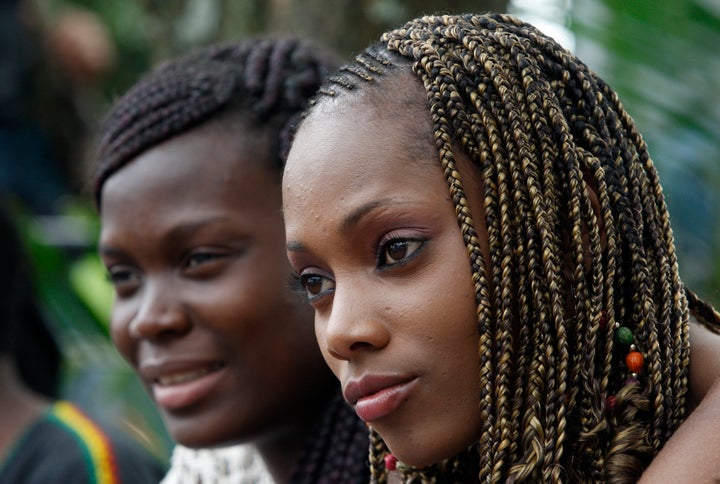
[156,364,222,386]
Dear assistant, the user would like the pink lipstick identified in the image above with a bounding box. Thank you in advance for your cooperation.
[344,375,419,422]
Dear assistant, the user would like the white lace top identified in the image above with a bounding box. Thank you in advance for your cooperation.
[160,444,274,484]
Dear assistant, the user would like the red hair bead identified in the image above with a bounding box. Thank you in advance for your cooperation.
[384,453,398,471]
[599,310,608,331]
[626,351,644,373]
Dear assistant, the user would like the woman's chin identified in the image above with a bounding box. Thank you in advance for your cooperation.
[162,414,233,449]
[382,424,482,469]
[386,441,459,469]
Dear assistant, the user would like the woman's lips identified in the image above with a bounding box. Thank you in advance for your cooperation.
[344,375,419,422]
[155,363,223,385]
[143,361,227,411]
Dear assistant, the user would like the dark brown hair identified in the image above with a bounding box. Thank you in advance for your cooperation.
[93,37,338,206]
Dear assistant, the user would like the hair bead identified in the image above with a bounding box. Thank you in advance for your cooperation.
[626,351,645,374]
[615,326,635,345]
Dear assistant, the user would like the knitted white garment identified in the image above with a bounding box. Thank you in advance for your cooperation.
[160,444,275,484]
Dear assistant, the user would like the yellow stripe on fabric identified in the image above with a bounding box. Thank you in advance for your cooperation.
[51,401,119,484]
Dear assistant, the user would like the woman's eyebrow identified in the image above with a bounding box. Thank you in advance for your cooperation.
[342,199,388,232]
[286,240,306,253]
[286,198,415,253]
[98,245,125,258]
[341,197,419,233]
[99,216,229,257]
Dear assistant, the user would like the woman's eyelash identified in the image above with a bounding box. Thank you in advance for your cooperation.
[376,236,427,268]
[287,271,304,292]
[185,251,225,268]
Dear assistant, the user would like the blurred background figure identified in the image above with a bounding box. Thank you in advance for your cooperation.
[0,0,170,468]
[0,194,165,483]
[0,0,71,215]
[0,0,115,214]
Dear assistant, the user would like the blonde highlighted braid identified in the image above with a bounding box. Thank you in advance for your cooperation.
[303,12,720,483]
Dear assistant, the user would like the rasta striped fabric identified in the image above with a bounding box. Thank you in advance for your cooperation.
[48,402,120,484]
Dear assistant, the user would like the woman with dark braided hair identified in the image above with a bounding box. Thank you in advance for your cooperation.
[283,13,720,483]
[93,37,368,483]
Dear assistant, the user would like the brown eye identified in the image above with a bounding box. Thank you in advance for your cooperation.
[183,250,233,278]
[186,252,222,268]
[300,273,335,301]
[304,275,324,296]
[106,265,142,297]
[380,239,424,267]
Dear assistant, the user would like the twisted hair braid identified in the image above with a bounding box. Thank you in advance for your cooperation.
[93,36,338,206]
[305,12,720,483]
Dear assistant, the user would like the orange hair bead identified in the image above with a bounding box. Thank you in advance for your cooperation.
[626,351,644,373]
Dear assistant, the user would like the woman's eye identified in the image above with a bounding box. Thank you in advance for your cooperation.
[108,269,131,284]
[379,239,424,267]
[181,250,232,279]
[184,251,227,271]
[300,273,335,301]
[106,266,141,294]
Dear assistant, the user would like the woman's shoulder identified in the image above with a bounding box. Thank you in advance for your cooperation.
[689,314,720,407]
[0,400,165,483]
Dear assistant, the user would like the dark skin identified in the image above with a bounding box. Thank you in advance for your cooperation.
[640,321,720,483]
[285,73,720,479]
[99,120,336,482]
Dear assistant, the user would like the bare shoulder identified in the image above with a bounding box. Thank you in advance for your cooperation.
[640,319,720,482]
[688,317,720,407]
[639,374,720,482]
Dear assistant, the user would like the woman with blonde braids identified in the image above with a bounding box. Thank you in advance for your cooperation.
[283,12,720,483]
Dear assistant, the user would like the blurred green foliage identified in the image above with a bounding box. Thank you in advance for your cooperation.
[573,0,720,306]
[9,199,171,463]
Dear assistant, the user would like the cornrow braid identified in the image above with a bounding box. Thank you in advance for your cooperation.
[304,12,720,483]
[93,36,339,207]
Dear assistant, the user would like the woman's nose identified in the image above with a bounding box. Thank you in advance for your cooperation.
[129,281,191,341]
[323,284,390,361]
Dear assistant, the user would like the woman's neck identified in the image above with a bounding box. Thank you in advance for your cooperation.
[253,413,320,483]
[254,384,343,483]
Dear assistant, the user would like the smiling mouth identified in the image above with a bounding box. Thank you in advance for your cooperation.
[155,362,225,386]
